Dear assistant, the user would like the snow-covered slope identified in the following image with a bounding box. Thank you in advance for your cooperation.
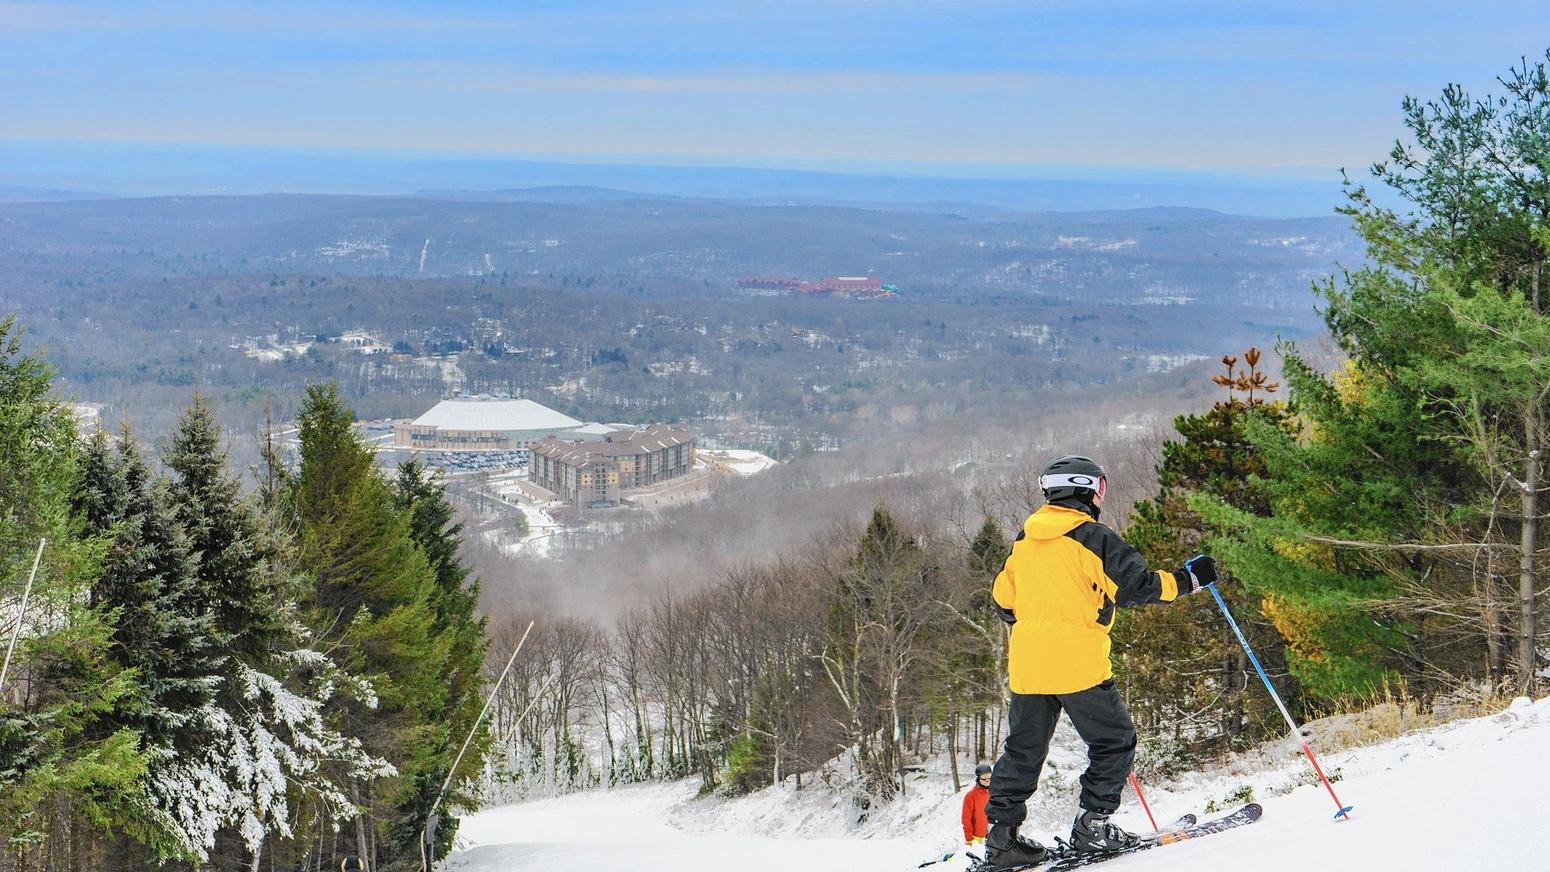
[446,695,1550,872]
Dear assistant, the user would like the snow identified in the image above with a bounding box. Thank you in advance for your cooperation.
[446,695,1550,872]
[148,657,391,861]
[447,781,924,872]
[707,449,778,476]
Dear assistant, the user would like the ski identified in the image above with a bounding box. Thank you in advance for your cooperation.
[926,814,1192,868]
[965,806,1256,872]
[1042,803,1260,870]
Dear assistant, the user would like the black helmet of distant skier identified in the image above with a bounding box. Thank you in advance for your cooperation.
[974,763,992,778]
[1039,455,1106,502]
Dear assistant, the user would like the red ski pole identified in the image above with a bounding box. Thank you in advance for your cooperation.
[1205,578,1353,820]
[1127,771,1160,833]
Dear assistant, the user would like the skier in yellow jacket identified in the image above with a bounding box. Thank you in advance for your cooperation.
[980,455,1216,871]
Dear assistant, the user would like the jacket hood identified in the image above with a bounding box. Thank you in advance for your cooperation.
[1025,503,1096,539]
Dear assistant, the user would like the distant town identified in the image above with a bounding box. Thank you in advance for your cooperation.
[738,275,897,298]
[349,393,776,558]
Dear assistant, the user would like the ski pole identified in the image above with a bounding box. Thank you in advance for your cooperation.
[1,539,45,694]
[1127,771,1159,833]
[421,619,536,872]
[916,848,959,868]
[1205,581,1353,820]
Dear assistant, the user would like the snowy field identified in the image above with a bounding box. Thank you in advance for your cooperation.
[446,695,1550,872]
[705,449,779,476]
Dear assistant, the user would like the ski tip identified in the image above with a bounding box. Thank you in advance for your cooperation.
[1334,806,1354,821]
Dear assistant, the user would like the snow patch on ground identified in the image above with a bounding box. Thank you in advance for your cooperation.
[712,449,779,476]
[447,695,1550,872]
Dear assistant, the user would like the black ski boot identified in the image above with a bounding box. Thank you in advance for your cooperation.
[1069,809,1141,855]
[982,822,1049,871]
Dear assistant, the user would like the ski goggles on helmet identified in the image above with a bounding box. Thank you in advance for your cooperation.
[1039,472,1106,498]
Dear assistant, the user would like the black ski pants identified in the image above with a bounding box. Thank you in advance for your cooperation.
[986,679,1137,826]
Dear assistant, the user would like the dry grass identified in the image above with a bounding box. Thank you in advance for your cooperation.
[1298,681,1528,755]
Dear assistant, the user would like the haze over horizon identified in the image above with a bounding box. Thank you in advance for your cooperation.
[4,0,1547,213]
[0,138,1366,216]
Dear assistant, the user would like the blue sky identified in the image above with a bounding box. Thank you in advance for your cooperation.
[4,0,1547,179]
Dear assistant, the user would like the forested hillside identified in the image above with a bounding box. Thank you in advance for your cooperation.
[0,330,486,870]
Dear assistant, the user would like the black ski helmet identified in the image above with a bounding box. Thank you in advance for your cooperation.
[1040,455,1106,501]
[974,763,992,778]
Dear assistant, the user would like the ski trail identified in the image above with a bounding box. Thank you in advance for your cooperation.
[451,697,1550,872]
[419,238,430,272]
[445,781,922,872]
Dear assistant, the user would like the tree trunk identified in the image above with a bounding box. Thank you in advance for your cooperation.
[1231,650,1247,740]
[890,675,904,798]
[947,712,961,792]
[976,712,986,763]
[352,780,370,870]
[599,681,617,783]
[1483,563,1505,685]
[1519,400,1539,694]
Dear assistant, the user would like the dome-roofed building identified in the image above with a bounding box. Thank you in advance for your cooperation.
[393,395,584,451]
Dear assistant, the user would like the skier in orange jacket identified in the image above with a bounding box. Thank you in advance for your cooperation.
[961,763,992,845]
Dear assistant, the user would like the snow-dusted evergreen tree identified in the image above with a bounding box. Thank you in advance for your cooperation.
[76,428,225,861]
[154,397,393,867]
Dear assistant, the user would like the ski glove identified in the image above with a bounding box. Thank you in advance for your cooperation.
[1176,554,1218,593]
[993,602,1017,625]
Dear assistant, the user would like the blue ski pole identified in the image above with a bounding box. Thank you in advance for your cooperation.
[1200,567,1353,820]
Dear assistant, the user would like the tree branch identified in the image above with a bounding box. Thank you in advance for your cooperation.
[1305,535,1515,553]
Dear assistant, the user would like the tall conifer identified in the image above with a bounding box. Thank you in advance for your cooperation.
[391,459,490,858]
[0,316,146,866]
[75,430,224,862]
[1204,54,1550,699]
[161,396,390,865]
[292,383,447,868]
[83,429,222,754]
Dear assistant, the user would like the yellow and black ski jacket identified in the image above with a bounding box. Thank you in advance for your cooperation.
[992,501,1182,695]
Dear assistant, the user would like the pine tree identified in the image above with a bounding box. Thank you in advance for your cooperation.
[0,316,146,866]
[388,459,489,859]
[1204,54,1550,700]
[291,384,449,869]
[823,507,947,797]
[1119,350,1297,756]
[966,517,1010,585]
[159,396,390,865]
[84,430,223,750]
[76,428,225,861]
[166,395,293,660]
